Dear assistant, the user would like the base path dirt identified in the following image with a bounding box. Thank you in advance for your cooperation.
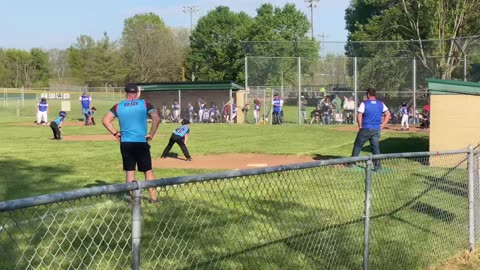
[152,154,315,170]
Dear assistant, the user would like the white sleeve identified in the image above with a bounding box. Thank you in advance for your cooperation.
[357,102,365,113]
[382,103,388,112]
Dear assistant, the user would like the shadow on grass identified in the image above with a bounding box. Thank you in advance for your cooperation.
[361,136,429,154]
[0,156,74,201]
[312,154,343,160]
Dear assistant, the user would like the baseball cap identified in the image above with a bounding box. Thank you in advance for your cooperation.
[125,83,139,93]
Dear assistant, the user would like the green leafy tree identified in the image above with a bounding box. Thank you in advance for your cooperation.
[30,48,50,87]
[67,35,97,83]
[121,13,182,82]
[68,33,126,86]
[245,3,319,87]
[345,0,480,82]
[186,6,253,81]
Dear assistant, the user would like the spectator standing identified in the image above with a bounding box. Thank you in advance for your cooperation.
[351,88,390,170]
[36,97,48,125]
[102,83,161,203]
[79,92,92,123]
[319,96,333,125]
[400,102,409,131]
[198,99,205,123]
[253,99,261,124]
[301,96,308,124]
[272,94,283,125]
[172,100,180,123]
[187,103,194,123]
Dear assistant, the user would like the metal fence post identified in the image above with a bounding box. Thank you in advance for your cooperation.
[364,158,373,270]
[132,182,142,270]
[468,145,475,252]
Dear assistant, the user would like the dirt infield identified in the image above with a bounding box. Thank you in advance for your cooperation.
[60,134,315,169]
[152,154,314,170]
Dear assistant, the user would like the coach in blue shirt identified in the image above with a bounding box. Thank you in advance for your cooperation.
[351,88,390,170]
[102,83,161,203]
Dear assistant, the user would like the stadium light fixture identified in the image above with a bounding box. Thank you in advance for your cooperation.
[306,0,320,40]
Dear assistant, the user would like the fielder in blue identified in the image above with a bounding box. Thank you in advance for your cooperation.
[351,88,390,170]
[102,83,161,203]
[161,119,192,161]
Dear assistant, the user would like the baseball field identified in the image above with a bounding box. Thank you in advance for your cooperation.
[2,97,474,269]
[0,95,429,201]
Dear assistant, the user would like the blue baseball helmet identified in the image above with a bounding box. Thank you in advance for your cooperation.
[59,111,67,117]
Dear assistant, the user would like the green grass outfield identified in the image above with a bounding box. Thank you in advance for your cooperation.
[0,101,471,269]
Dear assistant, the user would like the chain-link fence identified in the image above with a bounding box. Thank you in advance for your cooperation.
[0,148,479,269]
[244,55,467,125]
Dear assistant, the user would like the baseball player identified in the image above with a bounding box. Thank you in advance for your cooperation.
[161,119,192,161]
[50,111,67,140]
[36,97,48,125]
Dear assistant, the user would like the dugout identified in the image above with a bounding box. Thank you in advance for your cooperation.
[427,78,480,153]
[137,81,246,123]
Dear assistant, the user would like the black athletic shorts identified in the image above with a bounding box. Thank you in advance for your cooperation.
[120,142,152,172]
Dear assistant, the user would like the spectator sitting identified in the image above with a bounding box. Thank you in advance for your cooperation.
[310,105,322,124]
[343,96,355,124]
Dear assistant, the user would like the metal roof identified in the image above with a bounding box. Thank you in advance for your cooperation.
[427,78,480,95]
[137,81,245,91]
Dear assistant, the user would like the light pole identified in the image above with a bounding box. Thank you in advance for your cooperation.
[306,0,320,40]
[183,6,199,32]
[183,5,199,81]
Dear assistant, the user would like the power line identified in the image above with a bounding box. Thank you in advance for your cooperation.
[182,6,200,31]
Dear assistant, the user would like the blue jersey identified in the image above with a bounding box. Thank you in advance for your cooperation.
[80,95,91,109]
[401,106,408,115]
[173,125,189,137]
[358,99,388,130]
[38,101,48,112]
[254,104,260,111]
[273,99,281,113]
[109,99,156,143]
[172,104,180,111]
[53,116,64,125]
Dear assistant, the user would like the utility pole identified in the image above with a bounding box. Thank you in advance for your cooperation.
[306,0,320,40]
[183,5,200,81]
[183,6,199,32]
[318,32,329,57]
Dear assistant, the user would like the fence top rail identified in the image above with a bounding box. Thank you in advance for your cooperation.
[0,148,471,212]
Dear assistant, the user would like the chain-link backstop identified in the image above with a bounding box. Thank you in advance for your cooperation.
[0,148,479,269]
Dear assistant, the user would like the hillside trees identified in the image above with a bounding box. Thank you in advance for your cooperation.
[0,48,50,88]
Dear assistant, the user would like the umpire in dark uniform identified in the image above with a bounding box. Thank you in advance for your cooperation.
[351,88,390,170]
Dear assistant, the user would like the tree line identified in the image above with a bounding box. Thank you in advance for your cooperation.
[0,3,318,88]
[1,1,479,89]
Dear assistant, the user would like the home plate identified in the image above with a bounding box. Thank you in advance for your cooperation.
[247,163,268,167]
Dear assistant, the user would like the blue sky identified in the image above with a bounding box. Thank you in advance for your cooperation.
[1,0,350,51]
